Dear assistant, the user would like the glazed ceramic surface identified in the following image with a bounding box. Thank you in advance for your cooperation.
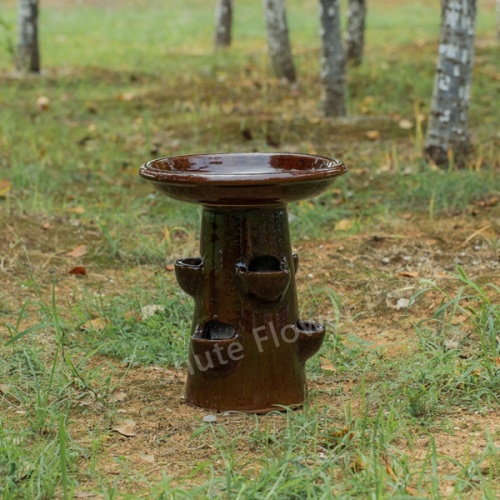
[139,153,346,206]
[139,153,346,412]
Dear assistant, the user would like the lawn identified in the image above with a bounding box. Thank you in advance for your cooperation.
[1,0,500,497]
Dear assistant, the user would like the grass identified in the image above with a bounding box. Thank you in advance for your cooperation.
[0,0,499,497]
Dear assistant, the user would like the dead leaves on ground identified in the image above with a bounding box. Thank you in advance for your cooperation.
[66,245,88,258]
[112,419,137,437]
[0,179,11,197]
[108,388,127,403]
[36,95,50,111]
[69,265,87,275]
[81,317,110,332]
[320,357,336,372]
[66,206,86,215]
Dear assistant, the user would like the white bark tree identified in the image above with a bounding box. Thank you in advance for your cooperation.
[215,0,233,49]
[497,0,500,39]
[424,0,477,167]
[16,0,40,73]
[319,0,347,116]
[346,0,366,66]
[263,0,296,83]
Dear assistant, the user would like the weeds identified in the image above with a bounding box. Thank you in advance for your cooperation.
[0,0,499,496]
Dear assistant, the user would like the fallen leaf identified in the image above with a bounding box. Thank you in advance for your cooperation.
[117,92,135,102]
[41,222,51,229]
[141,304,166,320]
[81,318,110,331]
[395,298,411,310]
[366,130,380,140]
[66,206,85,214]
[108,388,127,403]
[124,310,141,321]
[66,245,88,258]
[36,96,50,111]
[444,339,460,350]
[321,427,352,448]
[397,271,419,279]
[398,119,414,130]
[335,219,353,231]
[112,419,136,437]
[384,456,418,496]
[349,457,365,473]
[139,454,155,463]
[0,179,11,197]
[165,264,175,272]
[402,213,413,220]
[358,96,375,114]
[436,272,451,278]
[69,266,87,276]
[404,487,419,497]
[320,357,336,372]
[473,196,500,208]
[0,384,8,394]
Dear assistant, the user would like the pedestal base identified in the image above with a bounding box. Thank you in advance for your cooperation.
[176,206,325,413]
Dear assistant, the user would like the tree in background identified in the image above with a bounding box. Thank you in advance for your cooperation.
[497,0,500,39]
[319,0,346,116]
[424,0,477,167]
[345,0,366,66]
[263,0,296,83]
[214,0,233,49]
[16,0,40,73]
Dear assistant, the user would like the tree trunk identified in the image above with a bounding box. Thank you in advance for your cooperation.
[497,0,500,39]
[263,0,296,83]
[424,0,477,168]
[319,0,347,116]
[16,0,40,73]
[214,0,233,49]
[346,0,366,66]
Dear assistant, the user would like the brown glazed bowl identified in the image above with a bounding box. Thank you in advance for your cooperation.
[139,153,346,206]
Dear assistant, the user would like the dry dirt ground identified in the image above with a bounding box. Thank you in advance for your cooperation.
[1,202,499,494]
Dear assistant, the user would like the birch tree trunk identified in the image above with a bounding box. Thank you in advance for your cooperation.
[214,0,233,49]
[346,0,366,66]
[319,0,347,116]
[497,0,500,39]
[424,0,477,168]
[16,0,40,73]
[263,0,296,83]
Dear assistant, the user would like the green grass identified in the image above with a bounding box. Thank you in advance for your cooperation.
[1,0,500,497]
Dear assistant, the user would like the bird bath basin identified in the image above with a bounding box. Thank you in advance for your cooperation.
[139,153,346,413]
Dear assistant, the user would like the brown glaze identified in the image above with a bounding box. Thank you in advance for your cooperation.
[139,153,346,412]
[139,153,346,206]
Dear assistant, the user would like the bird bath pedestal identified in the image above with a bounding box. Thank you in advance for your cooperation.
[139,153,346,413]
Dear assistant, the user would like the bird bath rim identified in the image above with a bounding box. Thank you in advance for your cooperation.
[138,153,347,206]
[139,152,345,185]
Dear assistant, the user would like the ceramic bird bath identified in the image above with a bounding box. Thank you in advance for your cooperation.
[139,153,346,412]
